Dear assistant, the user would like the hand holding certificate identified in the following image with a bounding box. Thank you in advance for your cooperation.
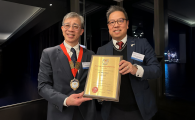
[83,55,122,102]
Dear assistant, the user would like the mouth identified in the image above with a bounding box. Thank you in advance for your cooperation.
[113,30,121,33]
[67,33,75,37]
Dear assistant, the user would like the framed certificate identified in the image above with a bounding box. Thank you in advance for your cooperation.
[83,55,123,102]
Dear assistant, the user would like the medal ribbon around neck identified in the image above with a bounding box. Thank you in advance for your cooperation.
[60,43,83,78]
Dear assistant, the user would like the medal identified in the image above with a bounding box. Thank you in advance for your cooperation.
[60,43,83,91]
[70,78,79,91]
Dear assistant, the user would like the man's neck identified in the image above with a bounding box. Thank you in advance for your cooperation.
[113,35,127,41]
[64,40,79,47]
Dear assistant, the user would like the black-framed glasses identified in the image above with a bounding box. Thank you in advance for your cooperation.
[107,18,128,26]
[63,23,81,30]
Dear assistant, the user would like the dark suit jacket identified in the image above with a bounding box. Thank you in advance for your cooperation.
[38,44,96,120]
[97,36,162,120]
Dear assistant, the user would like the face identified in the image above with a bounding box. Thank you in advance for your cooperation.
[61,17,84,46]
[107,11,129,41]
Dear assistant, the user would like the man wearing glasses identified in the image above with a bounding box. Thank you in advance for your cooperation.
[97,6,162,120]
[38,12,96,120]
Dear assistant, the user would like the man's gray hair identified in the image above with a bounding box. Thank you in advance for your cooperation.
[106,5,128,22]
[62,12,84,29]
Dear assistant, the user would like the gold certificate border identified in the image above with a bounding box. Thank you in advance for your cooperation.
[83,55,123,102]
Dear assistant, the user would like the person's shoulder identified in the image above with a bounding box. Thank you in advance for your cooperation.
[127,36,148,44]
[83,47,95,55]
[98,41,112,50]
[127,35,147,41]
[42,45,60,53]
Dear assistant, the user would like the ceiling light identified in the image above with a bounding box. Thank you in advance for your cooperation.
[0,33,11,40]
[113,0,123,2]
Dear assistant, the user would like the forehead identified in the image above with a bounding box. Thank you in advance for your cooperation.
[63,17,81,25]
[109,11,126,20]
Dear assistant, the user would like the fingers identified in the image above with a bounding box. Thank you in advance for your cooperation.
[119,60,126,66]
[119,60,138,75]
[66,92,92,106]
[73,96,92,106]
[79,91,84,97]
[72,93,82,98]
[121,68,130,75]
[79,91,92,101]
[74,97,92,106]
[119,60,128,70]
[73,91,85,98]
[119,60,132,75]
[79,97,92,102]
[119,65,130,75]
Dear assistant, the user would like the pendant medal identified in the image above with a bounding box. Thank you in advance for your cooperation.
[70,78,79,91]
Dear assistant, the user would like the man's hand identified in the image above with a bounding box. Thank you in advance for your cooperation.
[119,60,137,75]
[66,91,92,106]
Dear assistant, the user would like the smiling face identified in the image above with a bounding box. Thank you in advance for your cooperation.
[61,17,84,47]
[107,11,129,41]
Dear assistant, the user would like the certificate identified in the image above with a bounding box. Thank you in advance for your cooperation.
[83,55,123,102]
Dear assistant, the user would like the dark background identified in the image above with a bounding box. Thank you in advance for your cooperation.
[0,0,195,120]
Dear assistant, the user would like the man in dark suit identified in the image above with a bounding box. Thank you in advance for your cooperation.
[38,12,96,120]
[97,6,162,120]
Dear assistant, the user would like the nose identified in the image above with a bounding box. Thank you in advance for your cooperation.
[68,26,74,31]
[113,21,120,28]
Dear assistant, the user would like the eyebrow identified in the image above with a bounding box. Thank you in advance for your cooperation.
[64,23,79,25]
[109,18,125,21]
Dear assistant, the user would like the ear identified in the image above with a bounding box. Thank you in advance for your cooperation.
[61,26,64,32]
[80,29,84,35]
[126,20,129,29]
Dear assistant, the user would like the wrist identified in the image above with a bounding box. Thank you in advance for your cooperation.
[133,64,138,75]
[64,97,69,107]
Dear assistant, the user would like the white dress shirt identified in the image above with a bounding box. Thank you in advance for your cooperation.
[112,35,144,78]
[63,40,80,107]
[112,35,127,49]
[64,40,80,58]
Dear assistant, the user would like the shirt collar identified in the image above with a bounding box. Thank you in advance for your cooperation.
[63,40,80,55]
[112,35,127,48]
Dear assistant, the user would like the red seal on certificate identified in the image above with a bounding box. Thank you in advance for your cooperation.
[92,87,98,93]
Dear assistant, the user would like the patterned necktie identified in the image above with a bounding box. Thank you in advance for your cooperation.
[71,48,77,67]
[116,41,124,50]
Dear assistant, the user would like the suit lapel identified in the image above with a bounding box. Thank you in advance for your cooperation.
[127,36,135,64]
[105,41,113,55]
[58,46,73,78]
[77,48,87,81]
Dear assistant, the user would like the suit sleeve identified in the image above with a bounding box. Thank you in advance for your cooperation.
[140,39,162,80]
[38,49,67,112]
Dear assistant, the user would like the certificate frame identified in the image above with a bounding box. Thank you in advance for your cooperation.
[83,55,123,102]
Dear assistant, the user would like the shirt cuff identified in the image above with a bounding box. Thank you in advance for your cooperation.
[63,97,68,107]
[135,64,144,78]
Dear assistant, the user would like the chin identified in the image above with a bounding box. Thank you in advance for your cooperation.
[113,35,121,39]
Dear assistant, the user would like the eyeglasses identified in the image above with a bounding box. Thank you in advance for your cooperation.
[107,18,127,26]
[63,23,81,30]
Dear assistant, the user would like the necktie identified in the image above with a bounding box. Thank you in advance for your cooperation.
[116,41,124,50]
[71,48,77,67]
